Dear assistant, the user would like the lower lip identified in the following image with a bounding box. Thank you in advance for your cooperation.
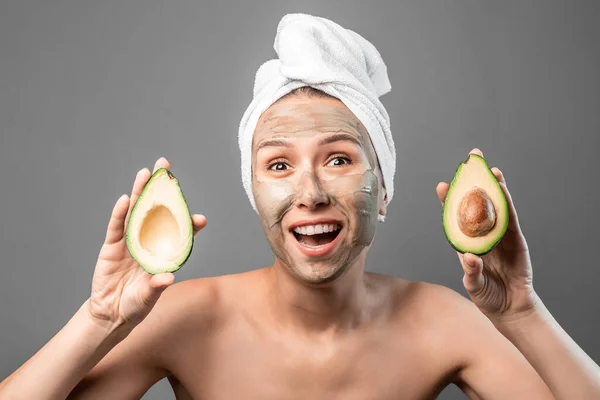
[290,228,344,258]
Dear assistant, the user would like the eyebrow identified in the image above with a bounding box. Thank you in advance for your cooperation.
[255,138,293,151]
[256,132,362,151]
[317,132,362,147]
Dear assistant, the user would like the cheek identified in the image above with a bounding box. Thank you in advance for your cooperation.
[349,171,379,219]
[324,171,379,245]
[325,171,379,212]
[252,170,380,232]
[353,186,379,216]
[349,172,379,246]
[253,180,297,229]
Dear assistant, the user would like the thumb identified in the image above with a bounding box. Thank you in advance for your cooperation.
[140,273,175,308]
[461,253,485,295]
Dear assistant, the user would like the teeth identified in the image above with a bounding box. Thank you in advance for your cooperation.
[293,224,340,236]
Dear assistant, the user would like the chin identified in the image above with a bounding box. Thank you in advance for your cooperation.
[288,261,351,287]
[268,226,365,286]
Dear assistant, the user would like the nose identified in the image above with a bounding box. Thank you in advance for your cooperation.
[296,171,330,210]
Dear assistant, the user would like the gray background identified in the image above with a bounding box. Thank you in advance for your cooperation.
[0,0,598,399]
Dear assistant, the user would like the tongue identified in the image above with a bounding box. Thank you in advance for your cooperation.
[297,231,338,247]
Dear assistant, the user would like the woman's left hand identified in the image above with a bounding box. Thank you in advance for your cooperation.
[436,148,541,323]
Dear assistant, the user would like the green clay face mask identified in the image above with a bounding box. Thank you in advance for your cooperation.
[253,170,380,284]
[251,97,383,284]
[255,102,380,174]
[258,102,369,137]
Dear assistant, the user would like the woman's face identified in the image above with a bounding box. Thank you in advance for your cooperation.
[251,95,387,285]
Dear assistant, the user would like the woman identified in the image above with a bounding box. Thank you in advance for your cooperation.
[1,13,599,400]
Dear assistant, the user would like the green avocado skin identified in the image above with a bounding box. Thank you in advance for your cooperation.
[125,168,194,274]
[442,154,509,256]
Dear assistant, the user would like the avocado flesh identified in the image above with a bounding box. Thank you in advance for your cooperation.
[442,154,509,255]
[126,168,194,274]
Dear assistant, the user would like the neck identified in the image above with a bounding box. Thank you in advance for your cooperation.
[266,251,371,336]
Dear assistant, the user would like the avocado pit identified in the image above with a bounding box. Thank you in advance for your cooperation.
[457,187,496,237]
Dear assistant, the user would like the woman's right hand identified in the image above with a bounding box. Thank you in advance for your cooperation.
[86,157,206,331]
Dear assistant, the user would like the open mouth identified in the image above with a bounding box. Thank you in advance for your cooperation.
[291,223,342,248]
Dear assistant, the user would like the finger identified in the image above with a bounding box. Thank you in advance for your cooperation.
[498,181,522,233]
[461,253,485,294]
[491,167,505,184]
[124,168,151,223]
[456,251,465,264]
[488,167,521,233]
[138,273,175,309]
[192,214,207,236]
[104,194,130,244]
[436,182,450,205]
[469,148,484,157]
[149,273,175,290]
[153,157,171,173]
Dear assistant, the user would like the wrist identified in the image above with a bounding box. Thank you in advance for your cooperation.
[83,298,133,338]
[490,294,550,337]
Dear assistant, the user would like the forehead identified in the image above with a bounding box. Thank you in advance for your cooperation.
[253,96,369,144]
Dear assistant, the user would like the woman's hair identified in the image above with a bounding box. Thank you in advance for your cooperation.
[278,85,334,102]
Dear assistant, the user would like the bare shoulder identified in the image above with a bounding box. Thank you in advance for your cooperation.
[146,270,251,330]
[120,270,258,372]
[146,275,223,329]
[401,280,505,340]
[381,277,552,398]
[371,275,495,359]
[144,268,266,335]
[367,273,475,316]
[112,276,225,363]
[383,277,483,322]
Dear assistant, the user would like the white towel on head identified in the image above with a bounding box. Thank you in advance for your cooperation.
[238,13,396,219]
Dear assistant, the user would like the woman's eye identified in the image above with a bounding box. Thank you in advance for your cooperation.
[327,156,351,167]
[269,162,289,171]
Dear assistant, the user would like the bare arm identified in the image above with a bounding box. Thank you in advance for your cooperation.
[452,298,555,399]
[0,302,168,400]
[426,284,554,400]
[69,277,221,400]
[436,148,600,399]
[67,282,189,400]
[493,298,600,399]
[0,158,207,399]
[0,302,134,400]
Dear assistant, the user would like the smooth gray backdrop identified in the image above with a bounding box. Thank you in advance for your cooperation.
[1,1,598,399]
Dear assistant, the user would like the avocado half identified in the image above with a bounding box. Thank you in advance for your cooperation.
[125,168,194,274]
[442,154,509,255]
